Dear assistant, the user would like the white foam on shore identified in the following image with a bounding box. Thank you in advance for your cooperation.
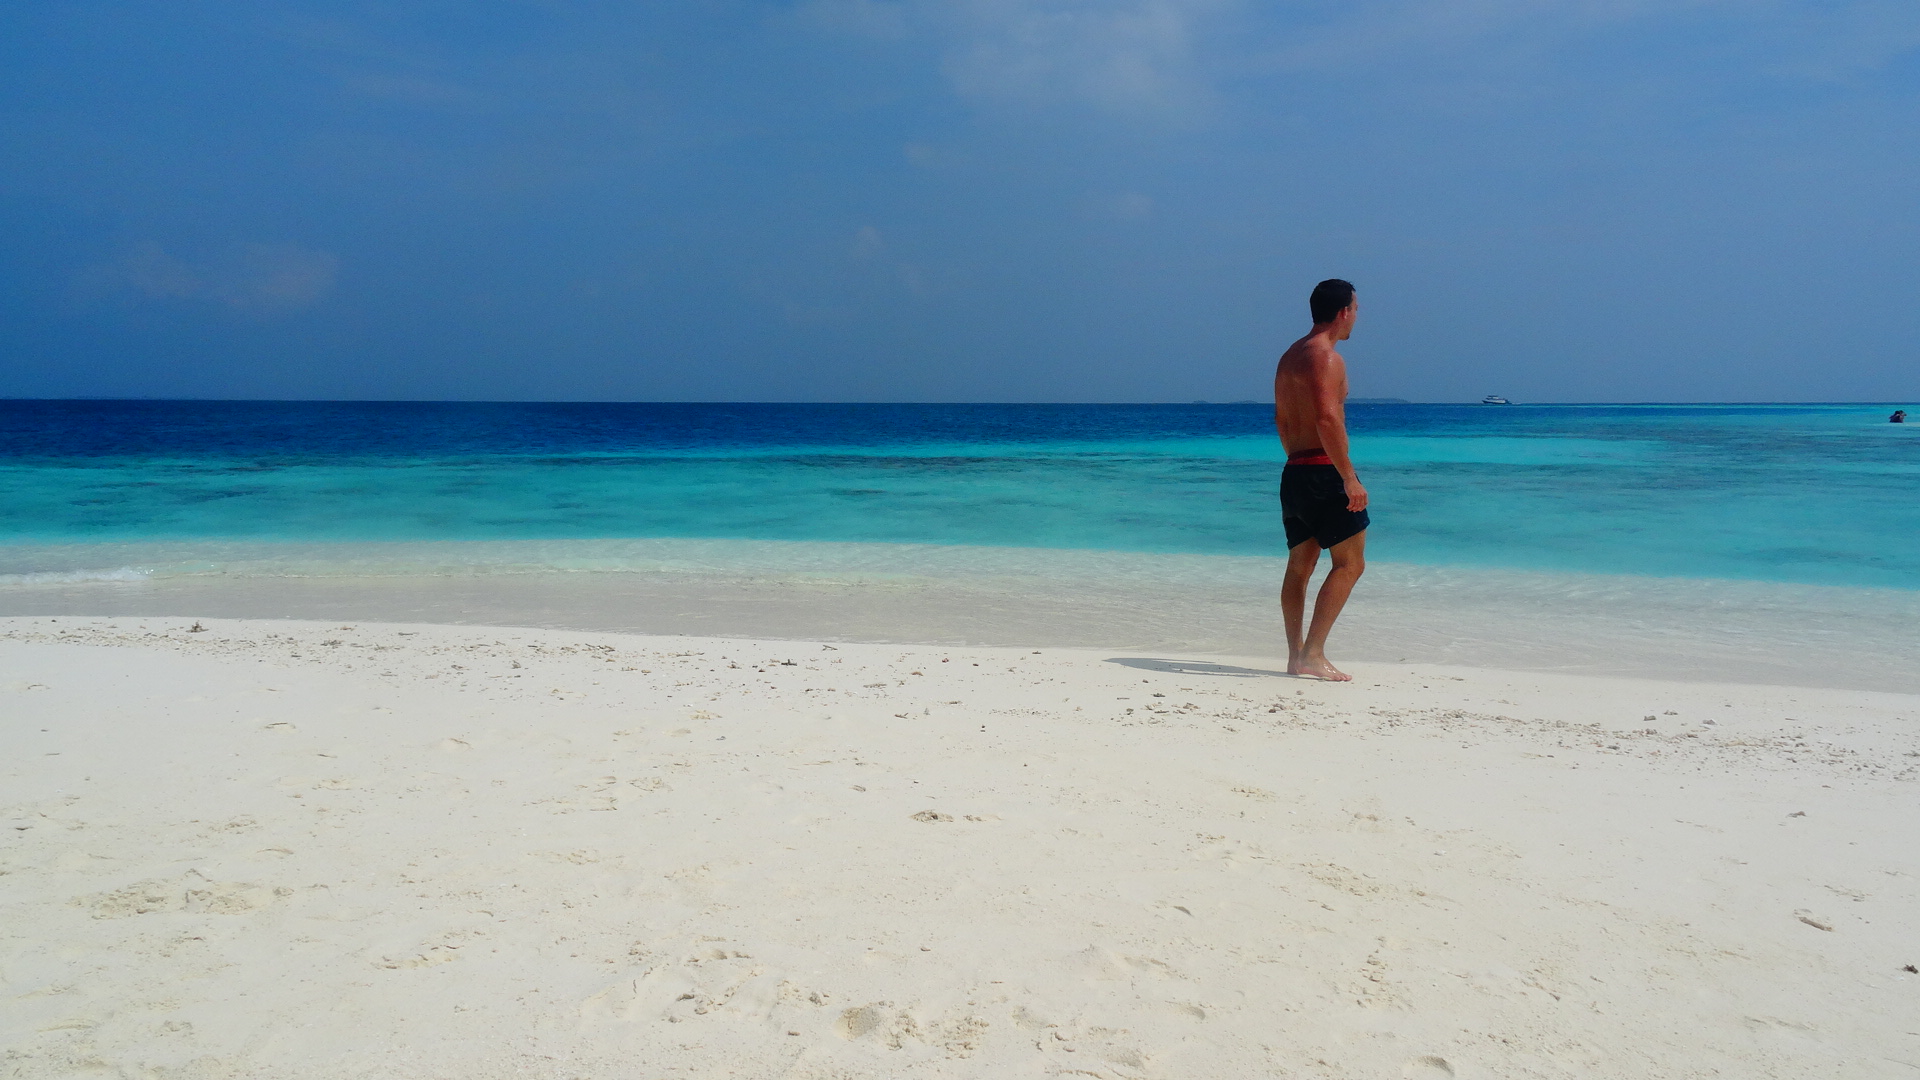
[0,566,152,586]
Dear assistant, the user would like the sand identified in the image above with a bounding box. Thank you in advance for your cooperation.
[3,615,1918,1079]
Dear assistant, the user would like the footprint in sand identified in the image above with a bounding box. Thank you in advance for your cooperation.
[1403,1055,1455,1078]
[1794,909,1835,932]
[185,880,283,914]
[439,738,472,751]
[376,950,458,970]
[85,879,182,918]
[86,875,283,918]
[836,1005,888,1039]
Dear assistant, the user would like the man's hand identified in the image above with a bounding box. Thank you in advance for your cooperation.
[1343,477,1368,512]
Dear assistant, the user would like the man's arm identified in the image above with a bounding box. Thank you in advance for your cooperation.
[1313,356,1368,512]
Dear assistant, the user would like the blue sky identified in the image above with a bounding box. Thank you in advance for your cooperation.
[2,1,1916,402]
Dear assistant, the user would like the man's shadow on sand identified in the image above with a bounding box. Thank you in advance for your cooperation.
[1104,657,1292,679]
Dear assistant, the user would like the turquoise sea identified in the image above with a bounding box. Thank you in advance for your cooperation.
[0,400,1915,588]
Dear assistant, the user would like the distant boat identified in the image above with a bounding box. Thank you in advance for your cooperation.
[1481,394,1511,405]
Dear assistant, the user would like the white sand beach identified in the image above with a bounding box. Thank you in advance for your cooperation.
[4,615,1917,1079]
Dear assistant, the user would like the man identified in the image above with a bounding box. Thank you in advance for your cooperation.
[1273,278,1368,681]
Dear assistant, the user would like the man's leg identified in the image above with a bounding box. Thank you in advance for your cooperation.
[1282,540,1320,675]
[1295,529,1366,682]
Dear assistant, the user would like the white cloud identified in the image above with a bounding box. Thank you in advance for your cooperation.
[1756,0,1920,82]
[1103,190,1154,220]
[219,244,339,313]
[812,0,1920,110]
[114,242,202,300]
[939,0,1221,115]
[1238,0,1698,72]
[851,225,887,259]
[77,242,338,317]
[1246,0,1920,82]
[805,0,1233,117]
[803,0,915,39]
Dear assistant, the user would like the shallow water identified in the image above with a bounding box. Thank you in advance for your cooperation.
[2,401,1916,588]
[3,401,1914,686]
[2,538,1914,692]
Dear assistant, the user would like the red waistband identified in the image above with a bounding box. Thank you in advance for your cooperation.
[1287,448,1334,466]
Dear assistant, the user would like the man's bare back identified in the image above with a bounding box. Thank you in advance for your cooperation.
[1275,280,1369,681]
[1274,338,1357,478]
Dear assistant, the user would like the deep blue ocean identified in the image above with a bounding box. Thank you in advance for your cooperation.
[1,400,1916,589]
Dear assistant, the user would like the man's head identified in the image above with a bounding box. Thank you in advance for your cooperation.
[1310,278,1357,338]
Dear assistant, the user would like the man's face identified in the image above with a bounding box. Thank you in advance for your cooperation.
[1336,298,1358,341]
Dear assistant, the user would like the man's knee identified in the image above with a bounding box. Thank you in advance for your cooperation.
[1327,542,1365,574]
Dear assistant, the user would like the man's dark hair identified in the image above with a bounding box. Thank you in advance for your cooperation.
[1310,279,1356,325]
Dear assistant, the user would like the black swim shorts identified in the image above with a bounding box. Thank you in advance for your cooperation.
[1281,463,1370,550]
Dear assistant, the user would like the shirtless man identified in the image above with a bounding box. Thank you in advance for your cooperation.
[1273,279,1368,681]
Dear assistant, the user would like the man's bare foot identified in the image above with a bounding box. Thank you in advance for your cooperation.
[1291,654,1351,681]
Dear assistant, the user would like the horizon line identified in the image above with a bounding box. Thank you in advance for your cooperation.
[0,397,1911,408]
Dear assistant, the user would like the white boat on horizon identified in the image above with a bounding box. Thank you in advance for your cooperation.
[1482,394,1512,405]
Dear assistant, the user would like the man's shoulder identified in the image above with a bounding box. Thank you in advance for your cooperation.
[1280,335,1339,369]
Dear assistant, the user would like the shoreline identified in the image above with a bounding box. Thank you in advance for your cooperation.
[3,537,1917,693]
[2,617,1915,1078]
